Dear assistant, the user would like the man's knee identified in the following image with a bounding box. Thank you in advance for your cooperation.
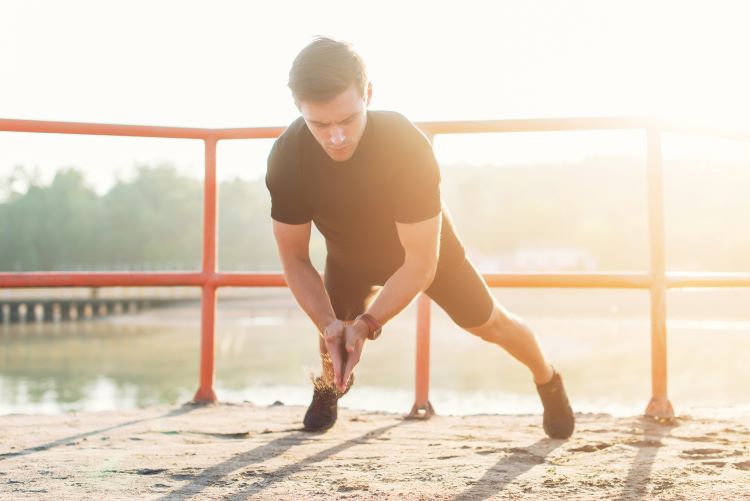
[464,304,523,345]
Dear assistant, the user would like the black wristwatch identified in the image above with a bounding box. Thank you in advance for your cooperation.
[355,313,382,340]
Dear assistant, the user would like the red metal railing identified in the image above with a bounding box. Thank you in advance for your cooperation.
[2,116,749,420]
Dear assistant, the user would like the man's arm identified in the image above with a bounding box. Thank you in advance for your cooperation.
[273,219,352,389]
[272,219,336,334]
[339,212,441,389]
[364,212,441,326]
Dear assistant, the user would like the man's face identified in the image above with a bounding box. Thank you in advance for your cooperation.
[298,82,372,162]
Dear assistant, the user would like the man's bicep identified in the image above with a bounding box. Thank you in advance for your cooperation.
[395,213,441,263]
[272,219,312,261]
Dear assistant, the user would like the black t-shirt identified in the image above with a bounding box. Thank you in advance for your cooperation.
[265,110,465,271]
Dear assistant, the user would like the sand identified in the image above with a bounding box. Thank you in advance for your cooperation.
[1,403,749,500]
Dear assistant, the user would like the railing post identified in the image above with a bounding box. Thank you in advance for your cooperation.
[407,129,437,420]
[645,125,674,420]
[408,293,435,419]
[194,136,218,403]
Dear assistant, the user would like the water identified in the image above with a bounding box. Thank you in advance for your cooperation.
[2,288,750,417]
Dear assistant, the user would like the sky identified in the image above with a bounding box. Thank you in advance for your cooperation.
[1,0,749,194]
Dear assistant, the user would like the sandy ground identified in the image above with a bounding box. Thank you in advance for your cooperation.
[1,403,749,500]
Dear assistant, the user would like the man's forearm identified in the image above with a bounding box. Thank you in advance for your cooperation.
[364,259,435,326]
[281,256,337,334]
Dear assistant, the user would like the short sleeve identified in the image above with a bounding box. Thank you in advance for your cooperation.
[265,137,313,224]
[388,117,442,223]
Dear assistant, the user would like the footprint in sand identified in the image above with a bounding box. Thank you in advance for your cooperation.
[679,448,743,460]
[623,438,663,447]
[673,435,730,445]
[733,461,750,471]
[134,468,167,475]
[475,448,501,455]
[722,427,750,435]
[569,443,613,453]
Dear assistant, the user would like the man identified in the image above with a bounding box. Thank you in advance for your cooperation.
[266,37,574,438]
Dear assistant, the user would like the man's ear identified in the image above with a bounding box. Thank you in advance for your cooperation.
[365,81,373,107]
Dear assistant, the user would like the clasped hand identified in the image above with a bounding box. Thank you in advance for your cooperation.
[322,318,368,393]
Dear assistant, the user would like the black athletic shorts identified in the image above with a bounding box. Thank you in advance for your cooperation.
[324,255,495,329]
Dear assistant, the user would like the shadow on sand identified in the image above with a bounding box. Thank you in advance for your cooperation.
[615,415,676,500]
[0,402,198,461]
[158,421,403,500]
[453,437,563,500]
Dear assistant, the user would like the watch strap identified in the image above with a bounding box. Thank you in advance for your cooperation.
[356,313,382,340]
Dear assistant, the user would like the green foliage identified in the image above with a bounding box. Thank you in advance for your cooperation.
[217,176,278,271]
[440,156,750,272]
[1,157,749,273]
[100,164,203,269]
[0,164,204,271]
[440,157,650,269]
[0,167,100,270]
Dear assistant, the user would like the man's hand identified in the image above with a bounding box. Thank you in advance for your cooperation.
[322,319,348,391]
[341,319,369,393]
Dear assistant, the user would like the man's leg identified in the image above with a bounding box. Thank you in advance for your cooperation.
[301,259,379,432]
[425,256,574,438]
[465,306,576,440]
[464,302,554,385]
[425,257,553,383]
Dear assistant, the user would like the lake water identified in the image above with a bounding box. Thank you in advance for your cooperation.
[2,288,750,418]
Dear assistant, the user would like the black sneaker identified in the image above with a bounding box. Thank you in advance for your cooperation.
[536,367,575,439]
[302,374,354,432]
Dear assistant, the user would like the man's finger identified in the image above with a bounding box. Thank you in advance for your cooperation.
[323,324,342,342]
[334,348,346,389]
[325,337,345,388]
[344,324,360,353]
[341,350,359,392]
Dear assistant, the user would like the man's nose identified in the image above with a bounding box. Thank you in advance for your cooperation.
[329,127,345,146]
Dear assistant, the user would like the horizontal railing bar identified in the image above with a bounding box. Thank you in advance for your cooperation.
[0,118,212,139]
[214,117,656,139]
[215,273,287,287]
[4,117,749,144]
[667,272,750,288]
[4,271,750,290]
[1,116,653,140]
[0,271,750,289]
[210,127,286,140]
[0,272,289,288]
[0,271,646,289]
[0,272,207,287]
[482,272,650,288]
[418,116,653,135]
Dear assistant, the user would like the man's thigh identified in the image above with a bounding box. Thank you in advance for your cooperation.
[424,256,495,329]
[324,259,380,322]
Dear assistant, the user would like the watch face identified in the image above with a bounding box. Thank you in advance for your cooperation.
[369,327,382,340]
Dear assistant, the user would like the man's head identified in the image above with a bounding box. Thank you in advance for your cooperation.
[289,37,372,162]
